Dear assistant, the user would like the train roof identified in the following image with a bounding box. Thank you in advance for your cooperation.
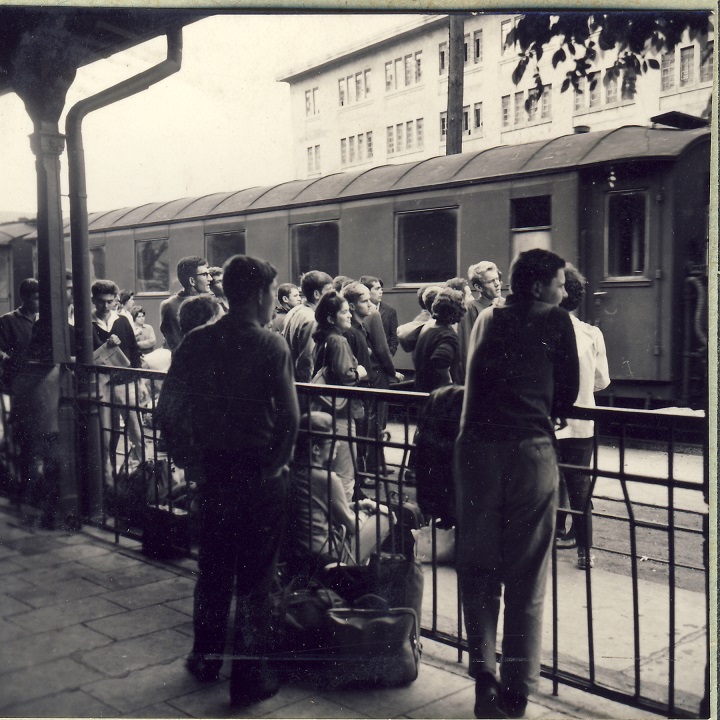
[0,222,36,246]
[58,125,711,235]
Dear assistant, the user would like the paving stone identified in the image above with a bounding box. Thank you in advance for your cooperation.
[0,558,24,575]
[124,700,194,718]
[0,592,32,616]
[2,573,32,595]
[13,562,86,586]
[52,543,112,562]
[176,620,194,637]
[85,604,188,640]
[266,695,372,718]
[0,616,30,642]
[166,595,194,616]
[79,561,177,591]
[0,623,111,674]
[0,657,104,711]
[0,522,36,541]
[0,689,117,718]
[77,550,143,572]
[0,544,16,559]
[9,595,126,633]
[9,576,107,609]
[54,533,91,545]
[83,657,209,713]
[102,575,196,610]
[5,534,67,556]
[78,628,190,676]
[405,683,475,719]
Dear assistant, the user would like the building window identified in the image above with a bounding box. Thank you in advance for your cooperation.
[574,76,585,111]
[135,238,169,293]
[387,126,394,155]
[527,93,538,122]
[364,68,372,96]
[700,40,714,82]
[291,222,339,282]
[501,19,514,55]
[348,136,355,163]
[541,85,551,118]
[439,42,447,74]
[464,33,470,63]
[474,29,483,63]
[385,61,393,91]
[340,138,347,166]
[367,131,373,159]
[588,72,600,107]
[415,51,423,82]
[606,192,647,278]
[511,196,552,260]
[205,231,245,269]
[680,46,694,86]
[397,208,458,284]
[338,79,346,106]
[358,133,364,160]
[502,95,510,127]
[661,51,675,90]
[473,102,483,132]
[406,120,414,150]
[462,105,470,135]
[440,111,448,139]
[355,73,363,101]
[313,88,319,115]
[307,147,313,173]
[416,118,424,149]
[314,146,321,173]
[405,55,413,86]
[305,90,311,116]
[305,87,319,116]
[514,91,524,125]
[605,73,618,104]
[395,58,403,88]
[396,123,403,152]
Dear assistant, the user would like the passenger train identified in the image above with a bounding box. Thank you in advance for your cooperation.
[2,125,711,408]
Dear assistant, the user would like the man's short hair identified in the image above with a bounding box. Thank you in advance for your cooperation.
[295,411,333,459]
[560,263,586,313]
[118,289,134,305]
[277,282,297,304]
[422,285,443,312]
[92,279,119,297]
[300,270,333,300]
[332,275,354,292]
[176,256,207,290]
[468,261,500,287]
[178,295,222,336]
[341,281,368,306]
[208,266,223,280]
[446,277,469,293]
[223,254,277,307]
[358,275,382,290]
[509,249,566,300]
[19,278,39,301]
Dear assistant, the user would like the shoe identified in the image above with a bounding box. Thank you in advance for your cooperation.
[402,469,416,487]
[500,690,528,718]
[474,671,506,719]
[555,532,577,549]
[577,547,595,569]
[230,662,280,708]
[186,655,220,682]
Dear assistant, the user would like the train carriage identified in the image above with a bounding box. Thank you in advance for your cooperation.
[24,124,711,407]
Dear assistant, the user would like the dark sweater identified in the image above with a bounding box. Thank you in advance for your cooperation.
[413,323,460,393]
[92,315,142,368]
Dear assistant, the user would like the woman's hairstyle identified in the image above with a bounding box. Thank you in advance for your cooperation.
[130,305,145,319]
[560,263,587,312]
[421,285,443,313]
[118,289,134,305]
[314,290,347,332]
[445,276,469,293]
[431,287,467,325]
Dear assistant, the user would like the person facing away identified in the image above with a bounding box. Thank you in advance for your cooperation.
[554,264,610,570]
[270,282,301,334]
[160,256,212,352]
[177,294,223,338]
[282,270,333,382]
[413,287,466,393]
[455,248,579,719]
[359,275,398,356]
[456,261,503,384]
[397,283,432,353]
[208,266,229,315]
[0,278,39,389]
[157,254,299,708]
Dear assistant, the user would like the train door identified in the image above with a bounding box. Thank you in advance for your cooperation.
[584,173,666,388]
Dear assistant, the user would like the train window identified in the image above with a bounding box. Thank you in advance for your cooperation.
[135,238,169,294]
[205,231,246,268]
[291,222,339,281]
[89,246,105,282]
[606,192,647,278]
[511,196,552,260]
[396,208,457,284]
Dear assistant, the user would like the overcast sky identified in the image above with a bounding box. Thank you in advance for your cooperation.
[0,13,417,217]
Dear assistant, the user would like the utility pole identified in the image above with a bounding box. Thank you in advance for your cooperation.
[446,14,465,155]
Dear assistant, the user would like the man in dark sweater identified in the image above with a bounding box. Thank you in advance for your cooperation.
[0,278,39,391]
[455,249,579,719]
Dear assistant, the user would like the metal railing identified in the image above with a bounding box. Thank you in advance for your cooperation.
[0,362,709,718]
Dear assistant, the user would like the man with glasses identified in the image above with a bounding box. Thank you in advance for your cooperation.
[160,256,212,352]
[457,260,504,383]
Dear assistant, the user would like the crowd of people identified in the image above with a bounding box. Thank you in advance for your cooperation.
[0,248,609,717]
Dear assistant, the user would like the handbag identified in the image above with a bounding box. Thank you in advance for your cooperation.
[310,365,348,412]
[412,523,456,564]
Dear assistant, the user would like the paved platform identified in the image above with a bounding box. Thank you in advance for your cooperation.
[0,500,686,719]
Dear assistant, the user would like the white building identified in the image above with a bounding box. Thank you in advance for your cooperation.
[279,13,714,179]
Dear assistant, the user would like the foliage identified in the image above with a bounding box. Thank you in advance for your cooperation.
[507,12,714,109]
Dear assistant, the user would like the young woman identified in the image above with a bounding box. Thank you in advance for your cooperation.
[312,291,367,502]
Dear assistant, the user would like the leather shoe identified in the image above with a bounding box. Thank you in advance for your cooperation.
[474,672,506,719]
[186,655,220,682]
[500,690,528,718]
[555,533,577,549]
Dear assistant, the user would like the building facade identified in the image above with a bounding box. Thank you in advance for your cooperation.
[279,14,714,179]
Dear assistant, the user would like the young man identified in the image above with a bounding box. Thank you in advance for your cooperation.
[158,254,299,708]
[0,278,39,386]
[282,270,333,382]
[359,275,398,357]
[270,282,301,334]
[208,266,229,315]
[160,256,212,352]
[455,249,579,719]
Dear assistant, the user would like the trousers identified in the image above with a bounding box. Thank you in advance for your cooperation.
[557,437,594,547]
[454,435,558,698]
[191,455,288,681]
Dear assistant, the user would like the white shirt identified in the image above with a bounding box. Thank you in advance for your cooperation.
[92,310,119,334]
[556,314,610,439]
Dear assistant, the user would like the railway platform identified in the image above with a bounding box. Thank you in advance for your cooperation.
[0,499,678,719]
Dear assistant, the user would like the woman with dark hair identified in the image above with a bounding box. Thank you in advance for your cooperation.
[130,305,156,354]
[312,290,367,501]
[413,287,466,392]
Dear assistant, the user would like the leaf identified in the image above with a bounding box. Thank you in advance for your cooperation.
[561,77,570,93]
[648,58,660,69]
[568,42,576,56]
[512,57,528,85]
[552,47,567,67]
